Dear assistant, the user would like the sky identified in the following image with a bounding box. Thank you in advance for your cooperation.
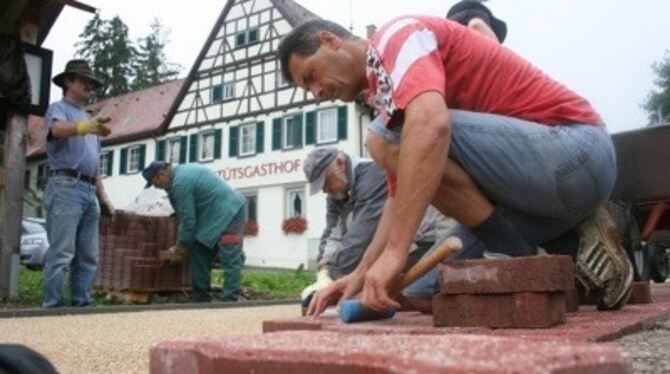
[43,0,670,133]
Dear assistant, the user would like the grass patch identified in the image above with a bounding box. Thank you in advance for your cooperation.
[212,267,316,300]
[3,265,315,308]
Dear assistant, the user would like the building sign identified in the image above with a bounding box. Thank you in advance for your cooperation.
[217,159,301,181]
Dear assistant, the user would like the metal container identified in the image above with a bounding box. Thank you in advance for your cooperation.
[611,125,670,203]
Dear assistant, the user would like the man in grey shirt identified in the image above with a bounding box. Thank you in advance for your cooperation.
[301,147,451,304]
[41,59,114,308]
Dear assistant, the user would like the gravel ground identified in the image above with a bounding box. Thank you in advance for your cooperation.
[1,305,668,373]
[0,304,299,373]
[617,318,670,373]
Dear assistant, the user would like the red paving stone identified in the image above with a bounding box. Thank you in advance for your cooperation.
[628,281,653,304]
[440,255,574,294]
[263,283,670,343]
[433,292,566,328]
[151,331,631,374]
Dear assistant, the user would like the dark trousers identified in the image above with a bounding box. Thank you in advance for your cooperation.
[189,208,246,302]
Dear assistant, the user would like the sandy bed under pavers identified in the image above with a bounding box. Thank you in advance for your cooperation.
[0,304,298,373]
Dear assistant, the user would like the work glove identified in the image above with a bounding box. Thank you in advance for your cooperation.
[165,245,188,265]
[300,268,333,314]
[76,116,111,136]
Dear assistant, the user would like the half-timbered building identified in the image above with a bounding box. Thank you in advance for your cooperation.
[26,0,373,269]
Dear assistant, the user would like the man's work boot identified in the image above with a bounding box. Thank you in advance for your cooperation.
[575,204,634,310]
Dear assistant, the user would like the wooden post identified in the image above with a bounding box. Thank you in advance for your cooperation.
[0,111,27,299]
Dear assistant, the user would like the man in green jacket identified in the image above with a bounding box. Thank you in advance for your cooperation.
[142,161,246,302]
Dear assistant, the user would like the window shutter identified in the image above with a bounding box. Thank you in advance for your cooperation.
[120,148,128,175]
[106,150,114,176]
[139,144,146,170]
[214,129,222,159]
[337,106,348,140]
[156,140,166,161]
[189,133,199,162]
[229,126,239,157]
[256,122,264,153]
[179,136,187,164]
[305,111,316,145]
[272,118,281,150]
[293,113,303,148]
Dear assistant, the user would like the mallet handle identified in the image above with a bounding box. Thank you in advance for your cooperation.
[399,237,463,289]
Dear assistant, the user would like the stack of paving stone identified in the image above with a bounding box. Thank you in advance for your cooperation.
[94,211,190,293]
[433,255,574,328]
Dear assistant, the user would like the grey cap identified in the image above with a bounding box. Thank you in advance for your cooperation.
[303,147,339,195]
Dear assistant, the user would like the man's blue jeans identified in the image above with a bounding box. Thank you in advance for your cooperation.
[42,176,100,308]
[369,110,617,298]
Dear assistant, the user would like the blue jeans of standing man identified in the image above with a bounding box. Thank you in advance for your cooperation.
[368,110,617,298]
[42,176,100,308]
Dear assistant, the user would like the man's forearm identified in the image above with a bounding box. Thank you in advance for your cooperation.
[51,121,80,138]
[387,93,451,255]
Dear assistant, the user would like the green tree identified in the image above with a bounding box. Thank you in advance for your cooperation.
[104,16,136,97]
[644,50,670,125]
[132,19,182,90]
[76,15,136,98]
[74,14,109,95]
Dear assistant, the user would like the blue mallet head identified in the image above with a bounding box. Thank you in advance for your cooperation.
[338,299,396,323]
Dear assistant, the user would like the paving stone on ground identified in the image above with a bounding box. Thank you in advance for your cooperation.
[264,283,670,343]
[151,331,632,374]
[628,281,653,304]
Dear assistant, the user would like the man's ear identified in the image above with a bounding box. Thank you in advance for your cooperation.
[318,31,342,49]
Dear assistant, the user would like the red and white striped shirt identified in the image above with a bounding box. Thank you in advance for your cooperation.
[365,15,604,128]
[367,16,605,196]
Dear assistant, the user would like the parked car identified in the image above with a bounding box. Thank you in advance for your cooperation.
[20,218,49,270]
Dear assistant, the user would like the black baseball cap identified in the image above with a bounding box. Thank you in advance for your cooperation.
[447,1,507,43]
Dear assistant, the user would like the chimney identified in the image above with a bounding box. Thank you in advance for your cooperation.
[366,24,377,39]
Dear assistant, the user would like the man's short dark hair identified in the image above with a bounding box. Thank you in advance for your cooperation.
[277,19,355,85]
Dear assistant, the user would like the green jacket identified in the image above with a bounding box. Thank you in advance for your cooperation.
[167,164,245,249]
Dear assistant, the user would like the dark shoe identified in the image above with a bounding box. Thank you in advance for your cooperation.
[576,205,634,310]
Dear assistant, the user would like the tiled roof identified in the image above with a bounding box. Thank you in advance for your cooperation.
[270,0,319,26]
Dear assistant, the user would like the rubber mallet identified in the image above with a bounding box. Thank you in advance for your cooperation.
[338,236,463,323]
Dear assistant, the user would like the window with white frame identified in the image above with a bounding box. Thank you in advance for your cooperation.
[223,82,235,100]
[283,116,298,149]
[100,151,112,177]
[200,132,216,161]
[239,123,257,156]
[211,84,223,103]
[286,188,305,218]
[317,108,338,143]
[128,146,142,173]
[212,82,235,102]
[248,28,259,43]
[167,138,181,164]
[235,27,259,47]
